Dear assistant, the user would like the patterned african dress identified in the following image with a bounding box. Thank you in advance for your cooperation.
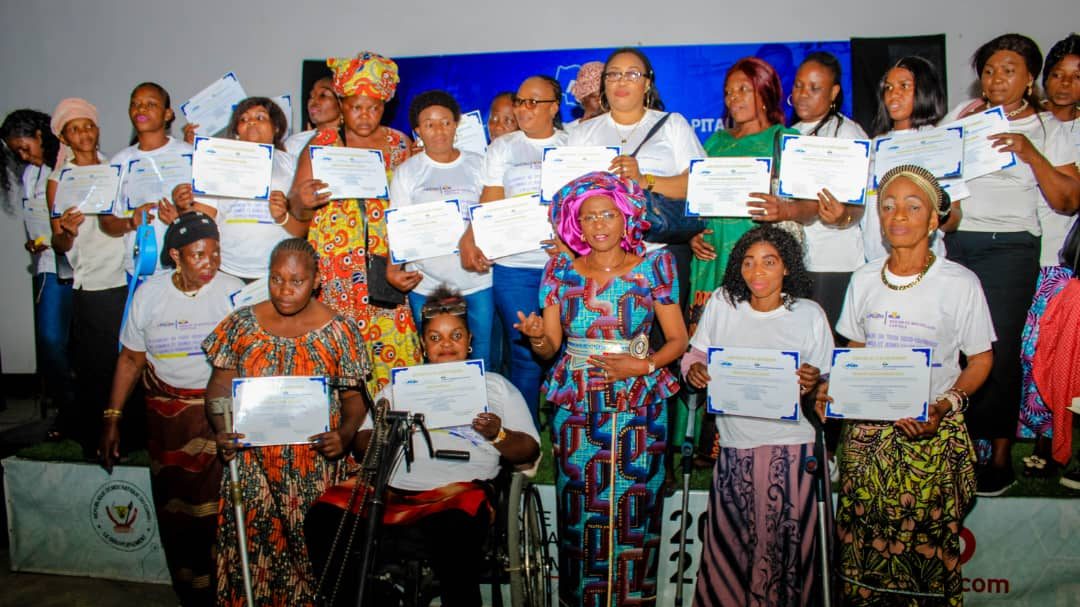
[540,250,680,607]
[306,127,421,396]
[836,416,977,606]
[688,124,797,327]
[202,306,369,607]
[1018,266,1073,438]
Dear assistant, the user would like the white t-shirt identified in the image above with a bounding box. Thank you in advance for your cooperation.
[943,103,1077,235]
[862,126,947,262]
[110,137,194,276]
[284,129,317,160]
[120,271,243,389]
[794,115,868,272]
[836,257,996,399]
[480,129,568,268]
[1039,115,1080,266]
[48,159,126,291]
[204,150,296,279]
[689,291,833,449]
[363,372,541,492]
[389,150,490,295]
[21,163,63,276]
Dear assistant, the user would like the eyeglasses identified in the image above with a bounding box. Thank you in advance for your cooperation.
[511,96,557,109]
[604,70,646,82]
[578,210,621,224]
[421,299,467,319]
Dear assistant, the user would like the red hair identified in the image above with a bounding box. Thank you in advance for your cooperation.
[725,57,786,127]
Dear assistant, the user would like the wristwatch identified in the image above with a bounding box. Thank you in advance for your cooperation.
[643,173,656,191]
[490,428,508,445]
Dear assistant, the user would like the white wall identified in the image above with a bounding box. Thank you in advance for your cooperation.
[0,0,1074,370]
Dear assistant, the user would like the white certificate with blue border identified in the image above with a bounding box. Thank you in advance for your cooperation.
[872,125,965,188]
[540,146,620,203]
[309,146,389,200]
[53,164,122,216]
[469,195,552,259]
[180,72,248,136]
[272,94,292,134]
[22,197,51,243]
[453,110,488,156]
[687,157,772,217]
[391,360,487,429]
[231,376,330,446]
[706,346,801,420]
[778,135,871,204]
[191,136,273,200]
[229,276,269,309]
[121,154,193,213]
[825,347,932,422]
[943,106,1017,180]
[386,199,465,263]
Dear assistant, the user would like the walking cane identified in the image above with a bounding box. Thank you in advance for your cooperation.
[220,398,257,606]
[674,392,702,606]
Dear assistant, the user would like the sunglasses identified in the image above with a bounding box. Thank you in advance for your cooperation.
[511,96,557,109]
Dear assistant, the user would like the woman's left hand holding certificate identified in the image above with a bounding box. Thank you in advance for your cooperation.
[192,136,274,200]
[53,164,123,216]
[309,146,389,200]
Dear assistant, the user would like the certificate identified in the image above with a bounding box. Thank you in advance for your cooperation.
[229,277,269,308]
[191,136,273,200]
[706,347,801,420]
[939,177,971,202]
[872,125,965,188]
[540,146,619,203]
[390,360,487,429]
[179,72,248,136]
[385,199,465,263]
[686,157,772,217]
[231,376,330,446]
[943,106,1017,180]
[121,154,193,212]
[469,195,552,259]
[52,164,122,216]
[778,135,872,204]
[453,110,487,156]
[272,94,292,134]
[826,347,932,422]
[22,197,52,244]
[309,146,389,200]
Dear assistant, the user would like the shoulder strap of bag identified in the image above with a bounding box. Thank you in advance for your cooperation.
[628,112,671,158]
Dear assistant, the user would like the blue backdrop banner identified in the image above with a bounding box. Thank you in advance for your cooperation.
[389,41,853,143]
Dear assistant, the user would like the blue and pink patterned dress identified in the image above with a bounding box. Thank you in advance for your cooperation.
[539,249,680,607]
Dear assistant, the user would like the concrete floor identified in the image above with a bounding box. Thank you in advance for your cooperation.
[0,547,179,607]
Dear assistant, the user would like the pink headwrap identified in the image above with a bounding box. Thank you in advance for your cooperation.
[570,62,605,103]
[49,98,99,166]
[550,171,650,256]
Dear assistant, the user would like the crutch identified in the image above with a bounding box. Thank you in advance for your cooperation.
[806,410,834,607]
[220,398,256,606]
[674,391,702,606]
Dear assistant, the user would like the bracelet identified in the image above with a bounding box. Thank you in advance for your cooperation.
[102,408,123,420]
[840,213,853,228]
[529,337,546,349]
[274,211,290,226]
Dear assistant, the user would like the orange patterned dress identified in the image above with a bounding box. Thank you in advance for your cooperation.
[306,126,421,395]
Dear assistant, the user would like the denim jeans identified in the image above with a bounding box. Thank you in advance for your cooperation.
[491,264,547,425]
[32,272,73,403]
[409,288,495,370]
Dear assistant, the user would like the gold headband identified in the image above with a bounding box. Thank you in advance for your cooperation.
[878,164,948,216]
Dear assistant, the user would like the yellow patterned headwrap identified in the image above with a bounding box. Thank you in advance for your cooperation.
[327,52,400,101]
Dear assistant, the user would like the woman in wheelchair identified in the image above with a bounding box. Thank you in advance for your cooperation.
[304,285,541,607]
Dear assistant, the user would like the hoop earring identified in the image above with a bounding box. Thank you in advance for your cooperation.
[468,345,473,354]
[786,95,793,107]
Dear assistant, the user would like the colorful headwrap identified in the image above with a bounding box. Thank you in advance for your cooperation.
[161,211,220,268]
[327,52,400,101]
[878,164,951,217]
[570,62,605,103]
[49,97,99,166]
[550,171,650,256]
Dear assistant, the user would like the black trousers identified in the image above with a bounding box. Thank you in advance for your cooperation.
[944,230,1039,440]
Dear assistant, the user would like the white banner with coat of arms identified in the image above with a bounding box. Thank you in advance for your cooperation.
[3,457,170,583]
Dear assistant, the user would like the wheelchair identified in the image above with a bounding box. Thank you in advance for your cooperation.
[365,463,554,607]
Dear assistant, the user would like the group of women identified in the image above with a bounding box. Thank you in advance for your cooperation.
[1,29,1077,607]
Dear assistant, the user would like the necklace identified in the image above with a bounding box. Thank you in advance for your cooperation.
[880,252,935,291]
[172,272,201,298]
[1001,99,1029,119]
[588,249,628,273]
[613,114,645,144]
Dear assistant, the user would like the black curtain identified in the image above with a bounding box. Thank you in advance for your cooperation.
[300,60,402,131]
[850,35,948,135]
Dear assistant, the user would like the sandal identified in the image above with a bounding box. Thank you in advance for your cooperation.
[1022,454,1058,478]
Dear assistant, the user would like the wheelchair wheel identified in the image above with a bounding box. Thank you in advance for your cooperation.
[507,472,552,607]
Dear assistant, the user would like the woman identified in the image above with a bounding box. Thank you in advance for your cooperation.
[486,91,518,141]
[304,285,540,607]
[942,34,1080,496]
[98,212,240,605]
[101,82,188,278]
[388,90,492,366]
[1,108,73,441]
[286,76,342,158]
[1019,33,1080,476]
[821,165,995,605]
[202,237,370,606]
[863,56,955,262]
[684,226,831,607]
[565,60,605,128]
[288,51,421,395]
[459,74,567,424]
[789,51,868,329]
[173,96,302,280]
[515,172,688,607]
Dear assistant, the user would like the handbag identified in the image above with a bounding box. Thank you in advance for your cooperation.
[630,113,706,244]
[363,200,408,309]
